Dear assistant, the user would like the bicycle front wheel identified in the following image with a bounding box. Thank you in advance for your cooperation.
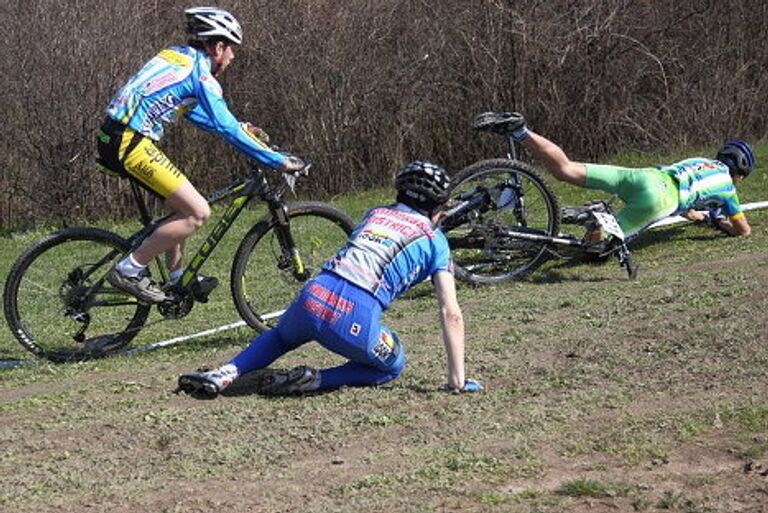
[447,159,560,284]
[3,227,150,362]
[230,201,355,331]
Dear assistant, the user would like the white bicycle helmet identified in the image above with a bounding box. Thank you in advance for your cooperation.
[185,7,243,45]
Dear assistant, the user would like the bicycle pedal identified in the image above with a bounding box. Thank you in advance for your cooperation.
[191,276,219,303]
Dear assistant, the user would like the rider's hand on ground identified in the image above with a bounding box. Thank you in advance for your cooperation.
[439,378,484,394]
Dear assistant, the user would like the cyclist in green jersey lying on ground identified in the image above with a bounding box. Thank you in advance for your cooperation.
[475,112,756,240]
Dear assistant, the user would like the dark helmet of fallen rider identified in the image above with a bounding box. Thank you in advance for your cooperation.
[395,161,452,216]
[716,140,756,178]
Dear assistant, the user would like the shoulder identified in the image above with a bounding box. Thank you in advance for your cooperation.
[187,49,223,97]
[156,45,196,68]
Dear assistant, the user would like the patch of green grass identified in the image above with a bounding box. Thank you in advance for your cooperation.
[1,145,768,512]
[556,477,627,498]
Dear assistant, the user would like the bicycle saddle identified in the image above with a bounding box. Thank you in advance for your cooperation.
[471,111,525,135]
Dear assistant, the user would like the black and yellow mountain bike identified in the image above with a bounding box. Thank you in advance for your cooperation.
[3,159,354,362]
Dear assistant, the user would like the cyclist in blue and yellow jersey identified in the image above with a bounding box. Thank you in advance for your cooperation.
[177,161,484,398]
[478,113,755,240]
[97,7,305,303]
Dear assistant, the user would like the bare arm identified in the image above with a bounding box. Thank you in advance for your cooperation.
[681,209,706,222]
[719,215,751,236]
[683,209,751,236]
[433,271,465,389]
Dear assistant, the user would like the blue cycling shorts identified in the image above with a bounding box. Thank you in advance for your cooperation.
[277,272,406,376]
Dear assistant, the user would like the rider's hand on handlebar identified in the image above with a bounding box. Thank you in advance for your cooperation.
[280,155,309,175]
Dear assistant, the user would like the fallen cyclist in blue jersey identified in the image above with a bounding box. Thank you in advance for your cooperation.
[474,112,756,240]
[177,161,484,398]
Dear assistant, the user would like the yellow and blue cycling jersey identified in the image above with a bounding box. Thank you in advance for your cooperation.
[106,45,285,169]
[97,45,285,198]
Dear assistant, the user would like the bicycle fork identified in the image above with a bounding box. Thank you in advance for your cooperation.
[270,200,310,281]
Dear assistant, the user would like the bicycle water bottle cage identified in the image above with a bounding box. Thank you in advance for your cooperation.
[471,112,521,135]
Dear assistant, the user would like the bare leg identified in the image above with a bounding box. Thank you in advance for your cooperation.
[132,181,210,269]
[520,131,588,187]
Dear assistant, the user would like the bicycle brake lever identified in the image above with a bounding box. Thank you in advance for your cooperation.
[282,172,298,194]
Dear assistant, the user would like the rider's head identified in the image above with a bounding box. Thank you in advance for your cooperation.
[395,161,452,217]
[185,7,242,76]
[716,140,756,181]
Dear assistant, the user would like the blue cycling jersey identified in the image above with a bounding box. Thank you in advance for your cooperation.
[323,203,452,309]
[106,45,286,169]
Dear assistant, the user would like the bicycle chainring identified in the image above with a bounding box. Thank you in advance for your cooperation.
[157,292,195,319]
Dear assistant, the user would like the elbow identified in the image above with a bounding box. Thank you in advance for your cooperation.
[441,305,463,328]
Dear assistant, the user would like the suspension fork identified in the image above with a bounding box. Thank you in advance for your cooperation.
[267,198,309,280]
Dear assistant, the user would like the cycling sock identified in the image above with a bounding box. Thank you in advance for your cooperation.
[510,126,530,143]
[169,268,184,284]
[216,363,239,381]
[116,253,146,278]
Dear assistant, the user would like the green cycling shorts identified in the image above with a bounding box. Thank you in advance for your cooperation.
[584,164,679,236]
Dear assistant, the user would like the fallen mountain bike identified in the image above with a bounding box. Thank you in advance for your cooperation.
[439,112,638,285]
[3,158,354,362]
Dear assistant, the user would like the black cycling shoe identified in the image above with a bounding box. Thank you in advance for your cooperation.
[472,111,526,135]
[190,275,219,303]
[256,366,320,396]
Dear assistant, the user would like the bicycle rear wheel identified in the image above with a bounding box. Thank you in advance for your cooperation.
[446,159,560,284]
[3,227,150,362]
[230,201,355,331]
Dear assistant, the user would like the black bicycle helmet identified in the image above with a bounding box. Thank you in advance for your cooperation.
[395,161,452,214]
[716,140,756,178]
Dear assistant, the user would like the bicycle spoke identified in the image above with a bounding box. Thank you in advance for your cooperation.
[6,230,150,360]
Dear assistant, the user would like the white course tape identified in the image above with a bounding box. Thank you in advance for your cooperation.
[0,309,285,369]
[648,200,768,229]
[124,308,286,355]
[4,201,768,370]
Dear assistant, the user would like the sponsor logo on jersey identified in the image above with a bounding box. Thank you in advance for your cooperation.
[143,72,181,95]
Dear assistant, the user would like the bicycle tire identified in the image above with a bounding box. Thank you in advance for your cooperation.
[446,159,560,284]
[3,227,151,362]
[230,201,355,331]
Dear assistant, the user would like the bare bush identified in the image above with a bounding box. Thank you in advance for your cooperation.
[3,0,767,229]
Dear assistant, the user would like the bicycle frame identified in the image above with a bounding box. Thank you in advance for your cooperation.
[124,166,293,291]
